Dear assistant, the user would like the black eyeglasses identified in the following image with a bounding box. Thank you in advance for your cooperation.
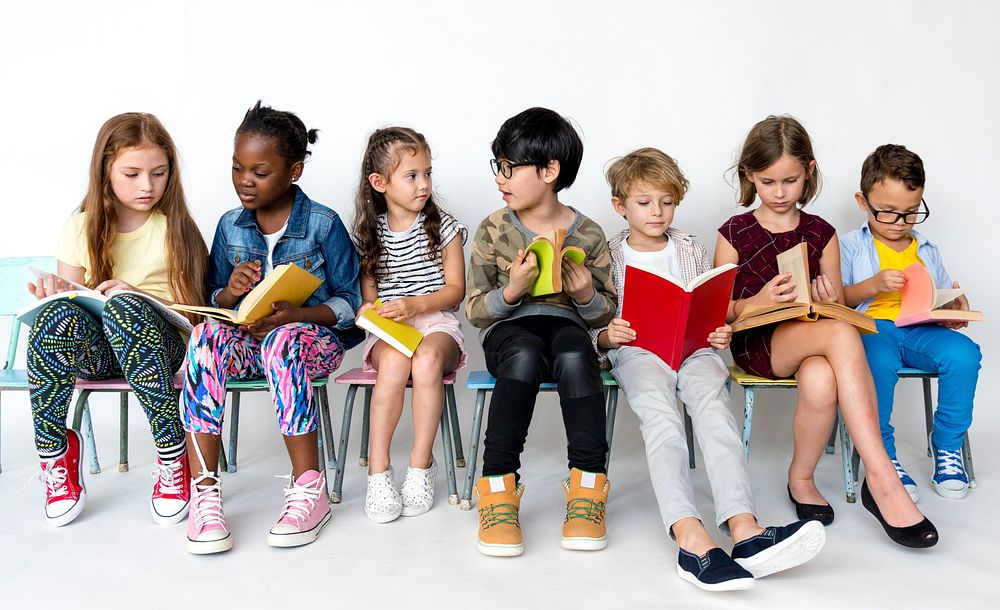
[863,196,930,225]
[490,159,533,179]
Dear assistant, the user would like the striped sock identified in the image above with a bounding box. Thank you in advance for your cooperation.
[157,439,187,464]
[39,443,68,463]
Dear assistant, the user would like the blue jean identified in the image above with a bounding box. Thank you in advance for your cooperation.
[862,319,981,455]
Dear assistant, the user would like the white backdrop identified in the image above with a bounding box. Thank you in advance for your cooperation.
[0,0,994,466]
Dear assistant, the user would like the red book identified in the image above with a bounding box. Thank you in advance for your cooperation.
[621,263,737,369]
[895,262,982,327]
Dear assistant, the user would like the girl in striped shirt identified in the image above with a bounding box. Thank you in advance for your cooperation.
[352,127,468,522]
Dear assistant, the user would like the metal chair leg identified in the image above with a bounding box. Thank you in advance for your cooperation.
[922,378,934,457]
[227,392,241,473]
[313,395,331,502]
[683,404,696,469]
[332,385,359,504]
[446,385,465,468]
[118,392,129,472]
[963,433,977,488]
[839,412,856,503]
[604,386,619,473]
[358,387,371,467]
[319,386,337,465]
[72,390,101,475]
[439,397,459,505]
[741,386,755,459]
[460,389,487,510]
[825,419,837,455]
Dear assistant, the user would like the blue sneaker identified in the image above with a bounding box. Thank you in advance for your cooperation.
[931,440,969,500]
[676,548,754,592]
[732,520,826,578]
[891,459,919,502]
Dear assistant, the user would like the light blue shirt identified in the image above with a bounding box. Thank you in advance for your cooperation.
[839,222,952,314]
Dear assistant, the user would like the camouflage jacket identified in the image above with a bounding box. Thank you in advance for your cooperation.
[465,206,617,342]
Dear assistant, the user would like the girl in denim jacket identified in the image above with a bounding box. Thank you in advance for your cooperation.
[181,101,362,554]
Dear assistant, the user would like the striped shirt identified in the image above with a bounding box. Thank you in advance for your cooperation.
[375,210,467,303]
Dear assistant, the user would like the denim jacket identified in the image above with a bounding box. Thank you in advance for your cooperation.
[839,221,952,314]
[207,185,364,348]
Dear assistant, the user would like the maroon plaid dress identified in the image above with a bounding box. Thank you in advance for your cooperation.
[718,210,836,378]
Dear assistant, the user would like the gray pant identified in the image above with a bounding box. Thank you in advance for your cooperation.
[609,346,756,535]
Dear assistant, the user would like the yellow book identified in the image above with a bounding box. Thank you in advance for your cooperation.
[524,228,586,297]
[170,263,322,325]
[355,299,424,357]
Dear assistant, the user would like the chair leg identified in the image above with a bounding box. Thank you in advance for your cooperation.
[922,378,934,457]
[963,433,977,488]
[333,385,359,504]
[683,403,696,469]
[839,412,856,503]
[0,392,4,474]
[741,387,755,459]
[460,389,488,510]
[439,397,459,505]
[313,395,331,502]
[218,442,228,473]
[446,385,465,468]
[358,387,372,467]
[604,386,619,473]
[825,419,837,455]
[319,386,337,465]
[227,392,241,473]
[118,392,129,472]
[71,390,101,475]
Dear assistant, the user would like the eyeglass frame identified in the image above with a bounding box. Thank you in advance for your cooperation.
[863,195,930,225]
[490,158,535,179]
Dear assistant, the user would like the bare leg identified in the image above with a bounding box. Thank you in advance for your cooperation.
[367,342,411,474]
[409,334,460,468]
[771,320,923,527]
[188,432,221,484]
[282,432,319,478]
[788,356,838,506]
[728,513,765,543]
[671,517,718,555]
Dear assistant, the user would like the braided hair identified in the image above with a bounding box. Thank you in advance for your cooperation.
[352,127,443,282]
[236,100,318,166]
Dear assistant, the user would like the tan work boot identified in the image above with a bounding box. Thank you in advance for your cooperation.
[561,468,610,550]
[475,474,524,557]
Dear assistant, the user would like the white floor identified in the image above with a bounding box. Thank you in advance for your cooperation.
[0,380,995,610]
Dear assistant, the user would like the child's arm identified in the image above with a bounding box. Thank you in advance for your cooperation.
[714,233,796,322]
[466,217,534,328]
[376,238,466,322]
[568,229,616,328]
[356,273,379,319]
[843,270,906,307]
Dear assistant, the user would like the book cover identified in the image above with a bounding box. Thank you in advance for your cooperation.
[170,263,321,325]
[355,299,424,357]
[895,262,983,327]
[621,263,737,369]
[524,228,586,296]
[732,243,877,334]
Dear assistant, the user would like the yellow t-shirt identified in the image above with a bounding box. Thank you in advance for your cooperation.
[55,212,173,301]
[866,236,923,321]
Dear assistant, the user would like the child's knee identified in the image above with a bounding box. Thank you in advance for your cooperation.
[940,336,982,372]
[410,349,445,381]
[101,293,145,324]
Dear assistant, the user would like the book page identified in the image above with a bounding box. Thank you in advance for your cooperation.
[932,288,964,310]
[776,243,811,305]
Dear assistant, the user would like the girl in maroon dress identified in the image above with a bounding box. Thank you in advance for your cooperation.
[715,116,937,548]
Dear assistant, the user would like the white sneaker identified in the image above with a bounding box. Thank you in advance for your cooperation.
[365,467,402,523]
[401,460,437,517]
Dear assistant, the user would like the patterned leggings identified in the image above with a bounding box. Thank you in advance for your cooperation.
[28,295,186,459]
[182,321,345,437]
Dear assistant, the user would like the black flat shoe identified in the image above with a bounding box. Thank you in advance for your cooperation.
[861,479,938,548]
[787,485,834,526]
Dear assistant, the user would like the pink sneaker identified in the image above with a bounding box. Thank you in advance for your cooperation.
[41,428,87,527]
[268,469,332,548]
[151,454,191,525]
[185,473,232,555]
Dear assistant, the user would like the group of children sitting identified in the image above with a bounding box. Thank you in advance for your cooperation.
[23,103,980,592]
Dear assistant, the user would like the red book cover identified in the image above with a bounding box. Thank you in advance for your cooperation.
[621,264,737,369]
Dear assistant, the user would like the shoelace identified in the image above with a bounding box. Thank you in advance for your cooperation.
[153,460,185,495]
[29,465,71,499]
[190,472,226,528]
[891,459,912,482]
[276,474,321,526]
[480,502,519,529]
[565,498,605,524]
[934,449,965,477]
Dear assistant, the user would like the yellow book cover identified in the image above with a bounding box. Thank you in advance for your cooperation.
[169,263,322,325]
[524,228,586,296]
[355,299,424,357]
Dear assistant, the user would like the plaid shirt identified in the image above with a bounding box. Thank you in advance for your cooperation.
[590,227,712,368]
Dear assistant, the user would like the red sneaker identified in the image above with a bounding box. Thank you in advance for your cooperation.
[41,428,87,527]
[151,452,191,525]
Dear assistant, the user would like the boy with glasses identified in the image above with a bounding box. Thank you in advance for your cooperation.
[841,144,981,501]
[466,107,617,556]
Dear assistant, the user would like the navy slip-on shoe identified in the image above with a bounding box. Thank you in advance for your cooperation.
[676,547,754,592]
[732,519,826,578]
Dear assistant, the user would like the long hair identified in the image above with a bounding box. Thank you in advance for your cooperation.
[731,115,821,207]
[80,112,207,306]
[352,127,443,281]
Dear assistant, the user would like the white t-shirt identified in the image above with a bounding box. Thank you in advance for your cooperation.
[621,236,681,281]
[262,224,288,275]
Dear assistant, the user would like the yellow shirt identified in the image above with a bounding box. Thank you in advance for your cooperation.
[866,237,923,321]
[55,212,173,301]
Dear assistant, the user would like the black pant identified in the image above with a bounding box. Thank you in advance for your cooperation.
[481,316,608,479]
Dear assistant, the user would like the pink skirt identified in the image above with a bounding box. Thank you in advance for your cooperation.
[360,309,468,373]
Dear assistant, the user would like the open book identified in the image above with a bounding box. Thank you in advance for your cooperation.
[731,243,876,334]
[355,299,424,357]
[170,263,321,325]
[524,228,586,296]
[18,288,194,334]
[895,262,982,327]
[621,263,737,369]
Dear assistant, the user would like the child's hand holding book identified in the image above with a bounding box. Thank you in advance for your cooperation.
[503,249,540,303]
[561,257,595,303]
[938,280,972,330]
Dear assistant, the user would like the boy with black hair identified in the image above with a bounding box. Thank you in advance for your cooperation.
[466,107,617,557]
[841,144,981,501]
